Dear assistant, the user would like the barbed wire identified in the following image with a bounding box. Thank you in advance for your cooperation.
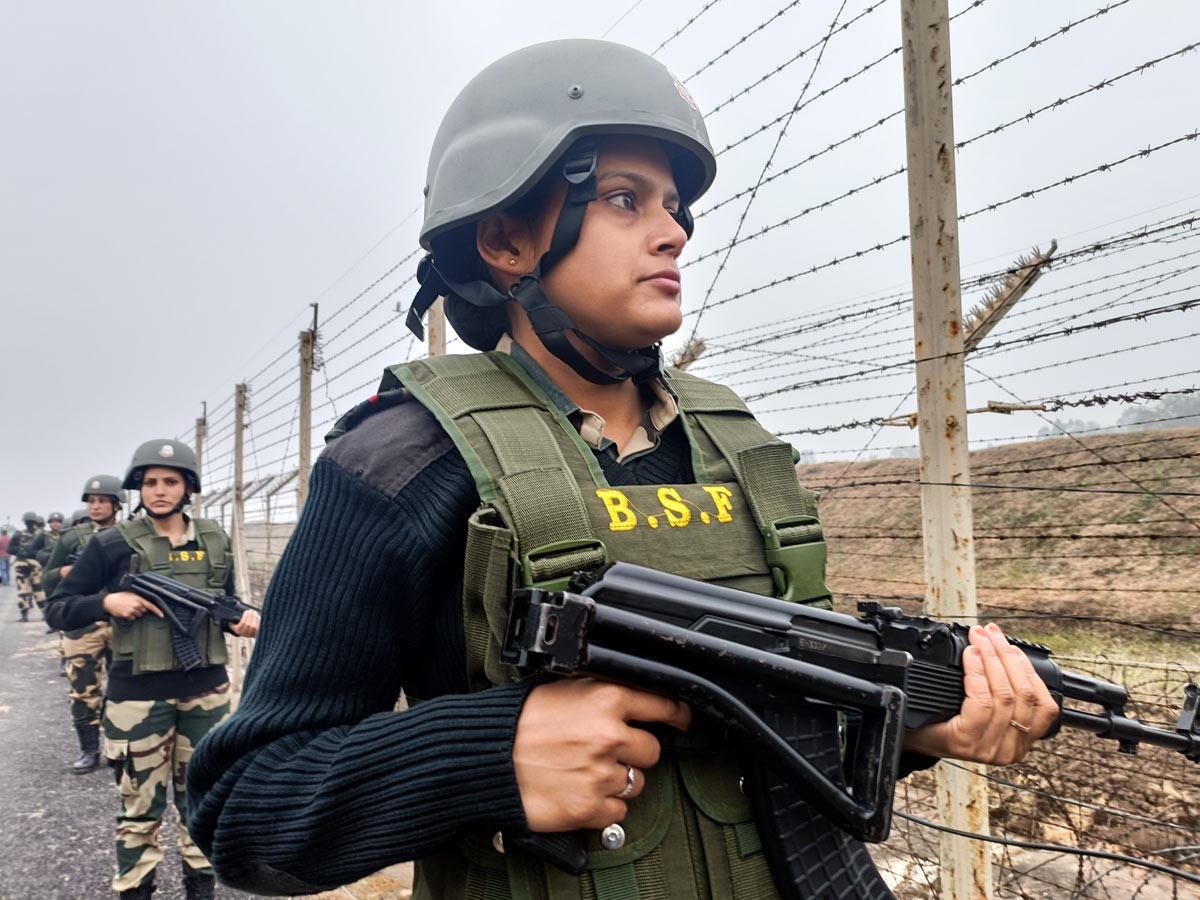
[840,574,1200,595]
[956,0,1137,89]
[752,295,1200,402]
[682,0,807,83]
[687,0,849,342]
[702,40,1194,251]
[829,532,1200,541]
[701,238,1200,375]
[652,0,726,55]
[712,0,1135,161]
[956,43,1199,153]
[961,131,1200,222]
[818,476,1200,497]
[702,132,1198,295]
[697,0,890,118]
[686,212,1198,324]
[319,250,420,329]
[780,388,1199,436]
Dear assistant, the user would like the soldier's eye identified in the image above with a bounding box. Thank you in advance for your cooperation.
[605,191,636,212]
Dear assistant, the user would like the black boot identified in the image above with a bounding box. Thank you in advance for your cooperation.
[118,872,156,899]
[73,723,101,774]
[182,867,215,900]
[19,607,28,622]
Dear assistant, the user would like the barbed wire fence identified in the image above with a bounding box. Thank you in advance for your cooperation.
[173,1,1199,896]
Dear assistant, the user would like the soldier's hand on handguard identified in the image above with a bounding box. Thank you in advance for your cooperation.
[59,565,73,579]
[903,622,1059,765]
[103,591,164,621]
[229,609,260,637]
[513,678,692,832]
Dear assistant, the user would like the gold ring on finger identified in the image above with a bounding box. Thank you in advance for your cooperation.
[1009,720,1032,733]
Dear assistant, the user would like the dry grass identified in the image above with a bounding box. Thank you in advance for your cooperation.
[800,428,1200,896]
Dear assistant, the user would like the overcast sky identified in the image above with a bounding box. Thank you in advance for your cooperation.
[3,0,1197,527]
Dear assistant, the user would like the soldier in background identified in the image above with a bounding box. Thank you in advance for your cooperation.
[48,441,259,900]
[35,511,65,566]
[45,475,124,773]
[10,511,45,621]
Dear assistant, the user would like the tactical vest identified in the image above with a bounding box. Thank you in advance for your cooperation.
[111,517,230,675]
[11,528,42,560]
[58,522,106,638]
[389,352,838,900]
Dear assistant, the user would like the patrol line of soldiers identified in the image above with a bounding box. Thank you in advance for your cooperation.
[17,439,260,899]
[10,479,126,774]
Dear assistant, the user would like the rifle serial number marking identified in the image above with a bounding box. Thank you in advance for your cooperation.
[794,636,829,653]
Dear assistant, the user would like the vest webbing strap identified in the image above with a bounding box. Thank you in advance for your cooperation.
[666,372,751,416]
[693,415,816,532]
[592,866,640,900]
[475,408,598,583]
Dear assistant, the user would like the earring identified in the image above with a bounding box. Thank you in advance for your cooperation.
[508,258,518,266]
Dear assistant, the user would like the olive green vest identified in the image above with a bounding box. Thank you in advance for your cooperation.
[111,516,230,675]
[389,352,833,900]
[10,528,42,560]
[48,522,105,633]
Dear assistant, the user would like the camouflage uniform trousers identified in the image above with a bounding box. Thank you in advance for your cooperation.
[14,559,45,613]
[103,683,231,892]
[62,623,113,728]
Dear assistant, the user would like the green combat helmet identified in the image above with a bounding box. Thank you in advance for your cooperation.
[123,439,201,519]
[47,511,64,523]
[81,474,124,504]
[70,508,90,526]
[405,38,716,384]
[22,511,38,526]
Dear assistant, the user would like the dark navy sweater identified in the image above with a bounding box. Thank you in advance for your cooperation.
[185,377,933,894]
[185,389,699,894]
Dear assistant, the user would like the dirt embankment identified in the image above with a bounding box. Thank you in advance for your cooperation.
[797,427,1200,657]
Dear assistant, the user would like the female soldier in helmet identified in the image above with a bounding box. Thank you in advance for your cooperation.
[43,473,126,774]
[47,440,259,899]
[186,39,1056,899]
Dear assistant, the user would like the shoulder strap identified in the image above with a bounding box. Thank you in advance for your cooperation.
[666,369,830,605]
[192,518,231,590]
[117,518,165,574]
[389,352,604,586]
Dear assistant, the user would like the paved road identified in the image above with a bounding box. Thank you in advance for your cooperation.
[0,581,257,900]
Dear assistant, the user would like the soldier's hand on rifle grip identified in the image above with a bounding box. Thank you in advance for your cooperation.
[903,623,1059,765]
[513,678,692,832]
[103,591,164,621]
[229,610,260,637]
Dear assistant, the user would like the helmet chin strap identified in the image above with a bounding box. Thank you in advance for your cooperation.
[408,141,693,385]
[136,496,190,520]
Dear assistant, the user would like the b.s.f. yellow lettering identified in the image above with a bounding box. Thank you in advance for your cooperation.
[596,489,638,532]
[657,487,692,527]
[701,486,735,522]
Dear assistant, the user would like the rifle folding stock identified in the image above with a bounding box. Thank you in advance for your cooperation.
[500,562,1199,876]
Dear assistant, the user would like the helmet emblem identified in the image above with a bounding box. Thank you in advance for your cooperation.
[673,79,698,111]
[159,444,175,459]
[91,480,100,489]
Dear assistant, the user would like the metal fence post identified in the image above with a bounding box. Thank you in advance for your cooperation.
[231,384,252,602]
[193,403,206,517]
[297,304,316,515]
[900,1,992,898]
[427,296,446,357]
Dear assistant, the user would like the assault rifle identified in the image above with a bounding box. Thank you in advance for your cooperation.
[501,562,1199,885]
[119,572,255,671]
